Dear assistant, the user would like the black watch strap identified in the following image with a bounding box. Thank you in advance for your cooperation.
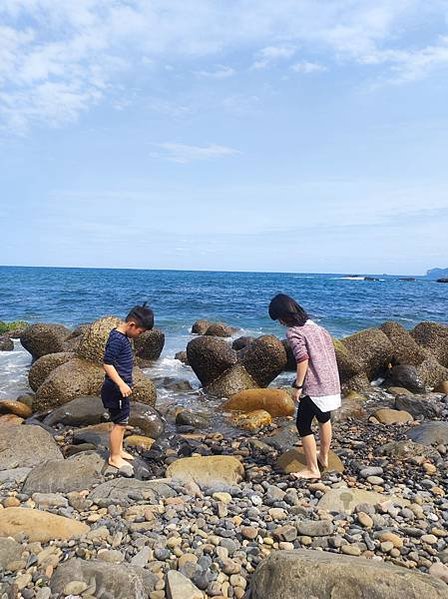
[292,381,303,389]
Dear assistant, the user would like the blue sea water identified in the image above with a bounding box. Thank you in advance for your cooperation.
[0,265,447,400]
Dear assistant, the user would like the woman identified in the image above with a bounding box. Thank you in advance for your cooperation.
[269,293,341,479]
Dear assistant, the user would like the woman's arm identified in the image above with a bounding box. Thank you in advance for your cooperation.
[293,359,309,401]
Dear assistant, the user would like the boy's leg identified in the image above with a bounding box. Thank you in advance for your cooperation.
[293,397,321,479]
[109,423,129,468]
[317,420,332,468]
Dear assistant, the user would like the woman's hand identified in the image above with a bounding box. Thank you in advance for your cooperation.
[292,388,301,403]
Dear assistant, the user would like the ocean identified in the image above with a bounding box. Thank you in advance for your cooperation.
[1,265,447,401]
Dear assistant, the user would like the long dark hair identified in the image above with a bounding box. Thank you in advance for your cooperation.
[268,293,309,326]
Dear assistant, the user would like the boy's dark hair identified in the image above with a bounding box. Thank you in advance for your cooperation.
[126,302,154,330]
[268,293,309,326]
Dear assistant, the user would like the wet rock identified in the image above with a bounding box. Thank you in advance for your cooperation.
[23,452,107,494]
[166,456,244,486]
[176,410,209,429]
[277,448,344,474]
[43,395,107,427]
[241,335,288,387]
[332,391,368,422]
[374,408,413,424]
[341,328,393,380]
[174,351,189,365]
[50,558,156,599]
[134,328,165,361]
[407,421,448,445]
[20,323,71,360]
[0,507,89,542]
[0,424,63,471]
[385,365,426,393]
[191,320,212,335]
[395,394,441,419]
[187,336,238,387]
[232,409,272,431]
[125,435,155,450]
[0,336,14,351]
[128,401,165,438]
[248,550,448,599]
[411,322,448,368]
[377,439,439,460]
[28,351,74,392]
[222,388,295,417]
[0,399,32,418]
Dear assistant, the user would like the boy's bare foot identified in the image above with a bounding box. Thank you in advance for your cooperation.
[291,469,321,480]
[108,456,130,469]
[317,453,329,469]
[120,450,135,461]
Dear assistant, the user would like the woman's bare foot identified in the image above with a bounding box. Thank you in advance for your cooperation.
[108,456,130,469]
[291,469,321,480]
[120,450,135,461]
[317,453,328,469]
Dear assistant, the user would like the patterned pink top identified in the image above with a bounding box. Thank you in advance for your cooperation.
[286,320,341,399]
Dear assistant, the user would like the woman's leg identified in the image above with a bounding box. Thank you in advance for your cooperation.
[294,397,321,479]
[317,420,332,468]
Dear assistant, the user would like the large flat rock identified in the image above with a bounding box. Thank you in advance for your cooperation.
[0,425,63,471]
[89,478,176,506]
[0,507,89,542]
[407,421,448,445]
[317,488,408,514]
[50,558,156,599]
[249,550,448,599]
[166,456,244,486]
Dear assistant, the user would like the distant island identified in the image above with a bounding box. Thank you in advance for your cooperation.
[427,267,448,282]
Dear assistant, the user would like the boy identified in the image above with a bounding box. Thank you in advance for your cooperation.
[101,303,154,469]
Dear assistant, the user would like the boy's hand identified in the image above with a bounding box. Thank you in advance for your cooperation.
[119,383,132,398]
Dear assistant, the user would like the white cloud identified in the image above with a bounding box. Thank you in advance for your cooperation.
[1,1,447,132]
[292,61,327,74]
[151,142,241,164]
[195,65,235,78]
[252,46,296,69]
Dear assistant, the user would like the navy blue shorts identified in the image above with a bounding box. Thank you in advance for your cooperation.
[101,380,130,425]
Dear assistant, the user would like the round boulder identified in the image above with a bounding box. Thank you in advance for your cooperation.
[28,351,74,392]
[341,328,393,380]
[416,355,448,388]
[20,323,71,360]
[191,320,211,335]
[0,400,32,419]
[332,339,363,382]
[43,396,108,428]
[204,322,237,337]
[131,368,157,406]
[241,335,288,387]
[374,408,413,425]
[222,388,295,417]
[76,316,121,365]
[134,329,165,361]
[232,336,254,351]
[411,322,448,367]
[187,336,238,387]
[0,336,13,351]
[34,358,104,411]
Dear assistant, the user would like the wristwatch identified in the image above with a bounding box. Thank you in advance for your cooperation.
[292,381,303,389]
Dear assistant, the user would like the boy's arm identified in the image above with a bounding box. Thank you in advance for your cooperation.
[103,364,132,397]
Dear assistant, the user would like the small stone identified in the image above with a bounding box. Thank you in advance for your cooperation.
[421,534,438,545]
[380,541,394,553]
[423,463,437,475]
[241,527,258,540]
[212,492,232,504]
[359,467,383,478]
[297,520,334,537]
[3,497,21,508]
[63,581,89,595]
[378,532,403,548]
[357,512,373,529]
[367,476,384,485]
[273,525,297,542]
[268,508,287,521]
[341,545,361,556]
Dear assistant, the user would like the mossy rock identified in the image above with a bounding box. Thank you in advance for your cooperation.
[0,320,29,336]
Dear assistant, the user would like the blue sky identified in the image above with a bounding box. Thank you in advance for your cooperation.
[0,1,447,275]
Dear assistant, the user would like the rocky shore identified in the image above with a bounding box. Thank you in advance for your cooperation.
[1,317,448,598]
